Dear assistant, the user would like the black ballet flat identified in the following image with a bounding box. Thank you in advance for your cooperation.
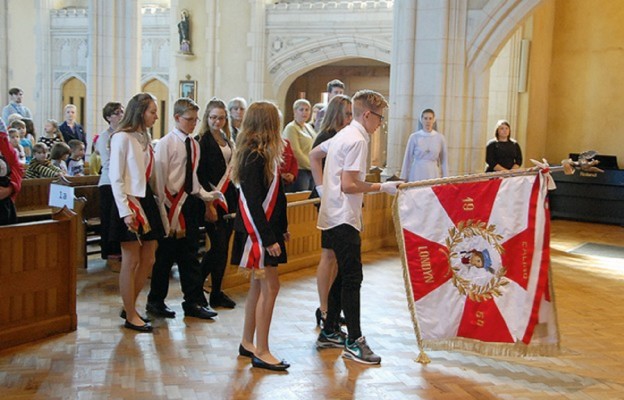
[238,344,255,358]
[120,309,151,323]
[124,320,153,333]
[251,356,290,371]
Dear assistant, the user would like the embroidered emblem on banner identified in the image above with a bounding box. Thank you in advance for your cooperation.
[446,219,509,302]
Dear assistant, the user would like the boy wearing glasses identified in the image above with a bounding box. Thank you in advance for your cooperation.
[147,98,224,321]
[309,90,400,365]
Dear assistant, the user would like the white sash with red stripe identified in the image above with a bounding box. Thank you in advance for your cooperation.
[127,144,154,234]
[163,138,198,237]
[212,163,232,213]
[165,189,188,237]
[237,165,279,271]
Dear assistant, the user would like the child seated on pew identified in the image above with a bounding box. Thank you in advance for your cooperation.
[10,119,32,164]
[67,139,85,176]
[25,143,63,179]
[8,128,26,165]
[50,142,70,175]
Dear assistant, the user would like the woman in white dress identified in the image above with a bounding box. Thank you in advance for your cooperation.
[400,108,448,182]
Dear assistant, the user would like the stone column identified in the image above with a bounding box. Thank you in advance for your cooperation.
[86,0,141,143]
[247,0,266,101]
[35,0,53,131]
[0,0,8,103]
[388,0,473,176]
[203,0,219,98]
[386,0,417,176]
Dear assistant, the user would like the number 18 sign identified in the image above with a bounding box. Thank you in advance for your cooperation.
[48,183,75,209]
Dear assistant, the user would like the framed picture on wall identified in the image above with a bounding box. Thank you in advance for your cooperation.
[179,80,197,100]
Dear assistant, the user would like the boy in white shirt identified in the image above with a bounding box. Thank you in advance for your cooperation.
[147,98,224,320]
[310,90,400,365]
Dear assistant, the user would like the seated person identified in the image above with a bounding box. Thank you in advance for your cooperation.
[67,139,86,176]
[8,128,26,165]
[50,142,71,175]
[25,143,63,179]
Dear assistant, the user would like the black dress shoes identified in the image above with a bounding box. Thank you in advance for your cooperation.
[146,302,176,318]
[251,356,290,371]
[239,344,255,358]
[211,292,236,309]
[120,309,151,323]
[124,320,153,333]
[183,303,218,319]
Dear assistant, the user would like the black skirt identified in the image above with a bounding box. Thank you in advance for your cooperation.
[109,185,165,243]
[230,231,287,267]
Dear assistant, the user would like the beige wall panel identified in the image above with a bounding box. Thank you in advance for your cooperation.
[546,0,624,166]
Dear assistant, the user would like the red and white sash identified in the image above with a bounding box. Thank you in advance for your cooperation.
[127,144,154,234]
[238,165,280,270]
[212,163,232,213]
[164,138,199,237]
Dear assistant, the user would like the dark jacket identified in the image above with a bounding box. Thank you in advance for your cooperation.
[197,132,239,217]
[59,121,87,147]
[233,151,287,247]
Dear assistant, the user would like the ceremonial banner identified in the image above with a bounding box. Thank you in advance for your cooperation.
[394,172,559,361]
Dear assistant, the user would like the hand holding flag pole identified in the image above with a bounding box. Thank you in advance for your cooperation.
[395,150,604,192]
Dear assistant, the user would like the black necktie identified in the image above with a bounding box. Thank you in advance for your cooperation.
[184,137,193,194]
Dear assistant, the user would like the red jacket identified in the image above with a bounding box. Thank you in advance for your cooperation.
[0,130,23,201]
[279,139,298,180]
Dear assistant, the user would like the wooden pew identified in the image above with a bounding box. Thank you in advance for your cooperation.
[0,207,78,351]
[219,191,397,290]
[15,175,101,268]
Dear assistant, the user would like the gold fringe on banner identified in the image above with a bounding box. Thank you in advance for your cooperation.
[237,267,266,280]
[392,193,430,364]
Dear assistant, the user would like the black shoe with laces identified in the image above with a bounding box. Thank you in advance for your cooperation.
[146,302,176,318]
[183,303,218,319]
[211,292,236,309]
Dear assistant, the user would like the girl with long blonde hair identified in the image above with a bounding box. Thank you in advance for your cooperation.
[230,101,290,371]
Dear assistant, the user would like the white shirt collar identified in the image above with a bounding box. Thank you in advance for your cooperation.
[350,120,370,143]
[173,127,192,142]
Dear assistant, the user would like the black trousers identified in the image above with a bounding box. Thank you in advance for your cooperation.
[200,217,233,297]
[148,197,205,306]
[99,185,120,259]
[0,196,16,226]
[323,224,363,341]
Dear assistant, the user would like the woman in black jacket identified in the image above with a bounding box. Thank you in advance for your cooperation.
[197,98,238,309]
[485,120,523,172]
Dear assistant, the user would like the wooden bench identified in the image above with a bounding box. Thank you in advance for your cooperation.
[15,175,101,268]
[218,191,397,290]
[0,207,79,351]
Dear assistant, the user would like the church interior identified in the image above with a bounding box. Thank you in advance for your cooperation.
[1,0,624,399]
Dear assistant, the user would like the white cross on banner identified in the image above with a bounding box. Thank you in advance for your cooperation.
[393,172,560,362]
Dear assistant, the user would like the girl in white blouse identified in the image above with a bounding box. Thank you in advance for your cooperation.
[109,92,166,333]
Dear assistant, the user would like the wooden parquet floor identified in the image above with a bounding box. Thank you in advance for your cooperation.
[1,220,624,399]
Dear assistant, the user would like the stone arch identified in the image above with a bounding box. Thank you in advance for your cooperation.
[51,73,87,122]
[141,73,168,89]
[467,0,543,73]
[269,35,391,106]
[141,78,169,139]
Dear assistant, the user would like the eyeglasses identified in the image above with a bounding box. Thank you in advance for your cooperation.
[209,116,226,122]
[369,110,385,121]
[181,116,201,123]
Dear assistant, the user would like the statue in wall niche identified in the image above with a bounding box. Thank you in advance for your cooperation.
[178,9,192,54]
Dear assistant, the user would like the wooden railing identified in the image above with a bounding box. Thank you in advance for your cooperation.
[220,191,397,289]
[0,207,78,350]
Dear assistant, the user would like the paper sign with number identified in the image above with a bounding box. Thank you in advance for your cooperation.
[48,183,75,209]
